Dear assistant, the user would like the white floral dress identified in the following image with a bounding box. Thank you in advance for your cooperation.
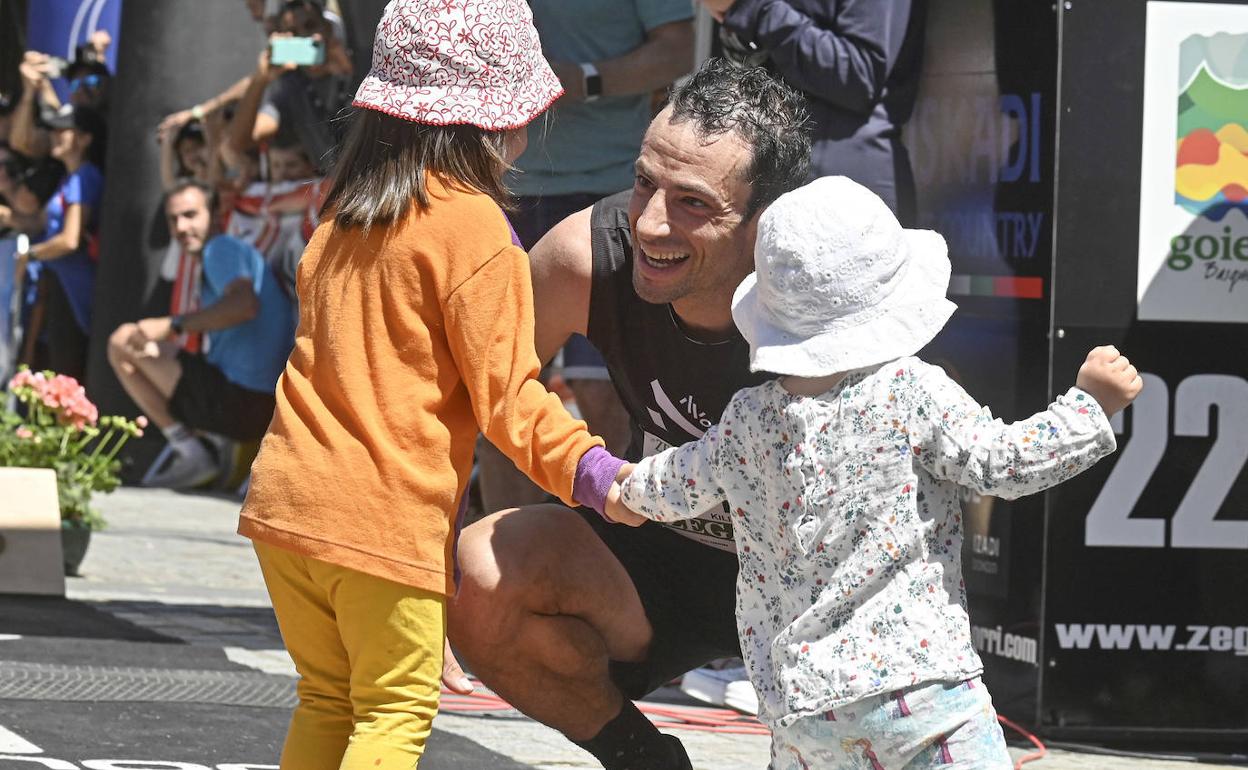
[620,357,1116,728]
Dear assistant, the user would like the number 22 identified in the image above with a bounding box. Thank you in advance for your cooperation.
[1085,374,1248,549]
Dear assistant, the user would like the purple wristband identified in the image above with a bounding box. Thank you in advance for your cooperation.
[573,445,627,519]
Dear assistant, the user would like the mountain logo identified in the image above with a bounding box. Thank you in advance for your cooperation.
[1175,32,1248,222]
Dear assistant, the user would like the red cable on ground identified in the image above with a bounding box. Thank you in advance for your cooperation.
[998,714,1047,769]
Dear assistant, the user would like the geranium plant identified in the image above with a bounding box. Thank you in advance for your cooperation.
[0,367,145,530]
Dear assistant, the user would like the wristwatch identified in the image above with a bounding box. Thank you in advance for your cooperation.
[579,62,602,102]
[170,315,185,336]
[15,234,30,259]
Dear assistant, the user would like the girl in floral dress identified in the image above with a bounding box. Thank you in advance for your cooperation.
[608,176,1143,768]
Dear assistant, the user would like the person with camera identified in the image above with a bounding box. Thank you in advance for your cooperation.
[12,104,107,383]
[228,0,352,176]
[10,41,112,161]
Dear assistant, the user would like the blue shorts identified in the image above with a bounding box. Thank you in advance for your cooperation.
[769,677,1011,769]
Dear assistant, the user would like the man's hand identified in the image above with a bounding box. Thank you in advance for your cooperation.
[1076,345,1143,417]
[442,639,474,694]
[135,316,175,345]
[697,0,736,22]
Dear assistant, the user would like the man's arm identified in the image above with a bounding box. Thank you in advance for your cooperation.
[529,206,595,365]
[229,47,285,153]
[550,20,694,103]
[134,277,259,342]
[713,0,914,115]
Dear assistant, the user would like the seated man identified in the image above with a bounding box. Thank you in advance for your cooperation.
[108,180,295,489]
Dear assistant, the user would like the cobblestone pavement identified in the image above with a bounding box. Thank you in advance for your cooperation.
[1,487,1227,769]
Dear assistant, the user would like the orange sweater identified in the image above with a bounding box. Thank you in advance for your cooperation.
[238,177,602,596]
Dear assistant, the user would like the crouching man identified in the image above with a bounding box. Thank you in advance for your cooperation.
[108,180,295,488]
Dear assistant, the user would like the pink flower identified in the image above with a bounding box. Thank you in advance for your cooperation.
[15,427,33,439]
[136,415,149,428]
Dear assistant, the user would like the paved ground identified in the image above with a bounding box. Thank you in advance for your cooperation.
[0,486,1242,769]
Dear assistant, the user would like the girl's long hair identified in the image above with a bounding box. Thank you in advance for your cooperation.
[320,108,511,232]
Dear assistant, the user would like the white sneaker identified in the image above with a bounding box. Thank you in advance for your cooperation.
[679,662,759,715]
[141,440,219,490]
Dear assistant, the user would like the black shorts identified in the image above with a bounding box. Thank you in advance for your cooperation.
[575,506,741,700]
[170,351,276,441]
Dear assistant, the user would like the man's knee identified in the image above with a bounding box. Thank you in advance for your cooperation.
[450,506,587,643]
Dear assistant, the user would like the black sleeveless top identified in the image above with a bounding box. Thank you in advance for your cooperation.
[586,192,770,552]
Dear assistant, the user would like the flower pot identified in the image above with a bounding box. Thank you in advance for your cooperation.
[61,524,92,577]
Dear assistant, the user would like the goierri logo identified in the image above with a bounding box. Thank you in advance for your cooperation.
[1138,4,1248,323]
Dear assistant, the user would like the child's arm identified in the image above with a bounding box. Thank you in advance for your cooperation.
[615,423,728,524]
[908,347,1139,500]
[444,244,608,508]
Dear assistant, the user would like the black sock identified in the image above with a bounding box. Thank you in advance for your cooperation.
[574,701,691,770]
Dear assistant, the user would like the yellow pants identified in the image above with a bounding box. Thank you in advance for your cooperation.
[254,540,446,770]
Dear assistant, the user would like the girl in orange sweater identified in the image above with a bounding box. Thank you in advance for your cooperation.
[238,2,624,767]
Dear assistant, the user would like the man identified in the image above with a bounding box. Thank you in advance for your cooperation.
[701,0,926,225]
[449,60,812,770]
[478,0,695,512]
[107,181,295,489]
[229,0,353,175]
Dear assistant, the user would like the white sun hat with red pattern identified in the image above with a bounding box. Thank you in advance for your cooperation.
[353,0,564,131]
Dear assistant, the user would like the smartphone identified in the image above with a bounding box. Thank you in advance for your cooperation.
[270,37,325,68]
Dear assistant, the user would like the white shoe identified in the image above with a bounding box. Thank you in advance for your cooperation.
[141,439,219,490]
[679,662,759,715]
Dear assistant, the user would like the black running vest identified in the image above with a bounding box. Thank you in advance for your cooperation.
[585,192,770,552]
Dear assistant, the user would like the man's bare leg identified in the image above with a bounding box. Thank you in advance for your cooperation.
[449,505,650,738]
[107,327,182,429]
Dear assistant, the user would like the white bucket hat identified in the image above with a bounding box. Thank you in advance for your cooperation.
[731,176,957,377]
[353,0,563,131]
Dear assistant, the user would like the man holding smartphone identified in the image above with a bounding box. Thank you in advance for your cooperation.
[228,0,353,175]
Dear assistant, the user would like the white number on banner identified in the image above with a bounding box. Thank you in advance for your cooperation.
[1085,373,1248,550]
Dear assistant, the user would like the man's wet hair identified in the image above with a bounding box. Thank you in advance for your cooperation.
[666,58,812,220]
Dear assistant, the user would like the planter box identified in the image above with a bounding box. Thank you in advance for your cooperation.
[0,467,66,596]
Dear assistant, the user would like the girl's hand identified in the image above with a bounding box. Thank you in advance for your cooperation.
[605,482,647,527]
[1076,345,1144,417]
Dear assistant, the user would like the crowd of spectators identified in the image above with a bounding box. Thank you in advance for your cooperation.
[0,0,347,491]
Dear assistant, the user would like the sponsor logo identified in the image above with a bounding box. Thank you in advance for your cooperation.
[971,624,1038,666]
[1054,623,1248,654]
[1137,5,1248,322]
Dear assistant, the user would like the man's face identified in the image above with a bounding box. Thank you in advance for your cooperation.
[628,107,758,314]
[166,187,213,255]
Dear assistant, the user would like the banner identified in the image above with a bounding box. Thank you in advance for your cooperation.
[1137,2,1248,322]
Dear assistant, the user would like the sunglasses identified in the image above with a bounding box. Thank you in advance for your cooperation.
[69,74,103,92]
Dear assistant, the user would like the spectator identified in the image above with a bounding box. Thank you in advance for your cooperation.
[703,0,926,224]
[478,0,696,513]
[159,119,211,191]
[107,180,295,490]
[229,0,353,175]
[11,51,112,160]
[12,104,106,382]
[225,136,324,302]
